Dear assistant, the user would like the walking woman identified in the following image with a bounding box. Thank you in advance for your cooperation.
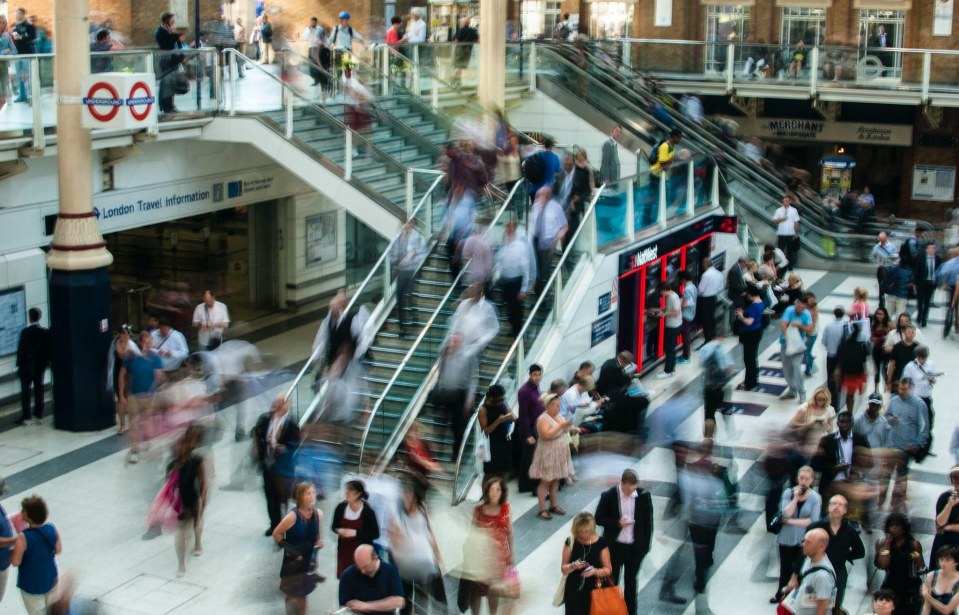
[529,393,574,520]
[467,477,516,615]
[170,426,207,578]
[11,495,61,615]
[560,512,612,614]
[273,482,324,615]
[871,306,892,392]
[389,479,447,615]
[331,480,380,579]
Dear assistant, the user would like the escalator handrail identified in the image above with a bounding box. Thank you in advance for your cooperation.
[223,48,427,187]
[282,173,448,412]
[376,43,542,146]
[534,46,884,245]
[357,178,529,471]
[449,183,608,505]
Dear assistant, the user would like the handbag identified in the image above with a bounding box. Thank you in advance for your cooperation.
[146,469,182,532]
[173,72,191,95]
[475,434,492,463]
[784,325,805,356]
[552,572,568,607]
[590,577,628,615]
[767,511,785,534]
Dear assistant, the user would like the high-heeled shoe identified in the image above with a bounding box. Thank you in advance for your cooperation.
[769,590,784,604]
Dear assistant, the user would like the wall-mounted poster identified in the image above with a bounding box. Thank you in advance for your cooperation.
[0,286,26,357]
[912,165,956,202]
[306,212,337,265]
[934,0,954,37]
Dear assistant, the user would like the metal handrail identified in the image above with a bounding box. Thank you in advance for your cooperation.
[356,177,528,472]
[377,44,542,146]
[222,48,425,187]
[449,183,608,505]
[282,172,447,414]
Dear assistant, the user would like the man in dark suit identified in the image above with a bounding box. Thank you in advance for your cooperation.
[810,411,870,510]
[16,307,50,425]
[914,242,942,328]
[594,469,653,615]
[253,394,301,535]
[726,256,749,326]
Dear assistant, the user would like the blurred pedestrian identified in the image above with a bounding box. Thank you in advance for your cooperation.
[312,289,371,379]
[252,394,301,536]
[391,220,426,336]
[389,479,446,614]
[11,495,60,615]
[882,377,930,511]
[461,221,494,292]
[495,219,534,337]
[680,270,699,364]
[332,480,380,579]
[464,476,516,615]
[170,427,207,577]
[478,384,516,479]
[600,125,622,186]
[837,321,871,413]
[119,331,165,463]
[529,186,568,295]
[273,482,324,615]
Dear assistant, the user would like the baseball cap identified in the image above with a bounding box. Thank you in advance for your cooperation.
[867,393,883,405]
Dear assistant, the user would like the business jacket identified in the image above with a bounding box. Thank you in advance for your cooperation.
[594,485,654,558]
[726,264,748,309]
[914,253,942,286]
[810,431,871,499]
[252,411,301,476]
[16,324,51,378]
[600,138,621,185]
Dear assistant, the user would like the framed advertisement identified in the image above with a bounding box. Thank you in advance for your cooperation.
[0,286,26,357]
[912,164,956,202]
[306,212,337,265]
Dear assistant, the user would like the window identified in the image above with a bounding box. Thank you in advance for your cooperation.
[521,1,562,39]
[859,9,905,78]
[589,2,635,39]
[705,5,751,73]
[781,7,826,47]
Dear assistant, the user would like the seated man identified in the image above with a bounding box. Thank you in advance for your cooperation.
[338,544,405,614]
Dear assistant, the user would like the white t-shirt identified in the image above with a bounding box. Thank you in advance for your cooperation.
[192,300,230,348]
[774,205,800,237]
[405,18,427,43]
[664,291,683,328]
[782,556,836,614]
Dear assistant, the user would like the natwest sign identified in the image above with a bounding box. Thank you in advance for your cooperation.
[81,73,157,130]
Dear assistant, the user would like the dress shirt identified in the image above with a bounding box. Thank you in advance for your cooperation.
[773,205,800,237]
[303,25,325,47]
[461,234,493,286]
[391,229,426,271]
[447,297,498,357]
[820,319,848,358]
[697,267,724,298]
[405,18,427,43]
[311,305,372,361]
[886,394,930,451]
[529,198,568,250]
[871,241,898,267]
[616,485,638,545]
[854,412,890,451]
[663,291,683,328]
[496,235,534,292]
[560,386,584,423]
[835,432,854,480]
[925,255,938,282]
[192,301,230,348]
[902,359,937,399]
[151,328,190,370]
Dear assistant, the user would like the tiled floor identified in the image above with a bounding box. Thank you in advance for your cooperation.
[0,266,955,615]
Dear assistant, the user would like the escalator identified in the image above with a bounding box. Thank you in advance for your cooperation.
[531,44,928,266]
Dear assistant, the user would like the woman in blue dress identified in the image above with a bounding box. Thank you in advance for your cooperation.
[11,495,60,615]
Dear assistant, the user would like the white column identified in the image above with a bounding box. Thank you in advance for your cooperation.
[478,0,506,111]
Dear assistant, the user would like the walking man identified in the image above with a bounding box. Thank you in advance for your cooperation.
[772,196,800,273]
[871,232,898,307]
[882,377,930,511]
[803,494,865,614]
[16,308,50,425]
[390,219,426,336]
[595,469,654,615]
[600,125,622,187]
[780,296,814,403]
[914,243,941,328]
[252,394,301,535]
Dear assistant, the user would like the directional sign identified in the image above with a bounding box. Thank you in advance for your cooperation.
[735,381,788,395]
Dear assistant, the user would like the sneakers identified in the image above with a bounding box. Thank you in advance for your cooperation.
[677,357,690,365]
[656,372,675,379]
[778,389,797,400]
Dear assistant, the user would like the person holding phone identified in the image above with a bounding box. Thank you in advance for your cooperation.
[560,512,611,614]
[930,467,959,570]
[772,466,821,604]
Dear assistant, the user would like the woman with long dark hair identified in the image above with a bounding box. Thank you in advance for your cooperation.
[331,480,379,579]
[876,512,924,615]
[871,306,893,392]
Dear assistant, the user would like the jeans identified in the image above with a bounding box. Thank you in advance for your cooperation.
[689,523,718,593]
[804,334,818,376]
[781,343,805,398]
[681,317,695,359]
[664,325,680,373]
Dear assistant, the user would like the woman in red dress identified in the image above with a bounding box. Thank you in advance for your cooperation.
[330,480,380,578]
[469,476,516,614]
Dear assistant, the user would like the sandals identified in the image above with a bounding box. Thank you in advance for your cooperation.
[538,510,553,520]
[549,506,567,515]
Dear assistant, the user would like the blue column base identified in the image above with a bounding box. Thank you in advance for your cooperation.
[49,267,116,432]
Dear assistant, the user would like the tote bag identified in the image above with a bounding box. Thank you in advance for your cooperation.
[590,578,629,615]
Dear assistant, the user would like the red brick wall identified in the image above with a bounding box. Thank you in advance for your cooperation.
[898,108,959,218]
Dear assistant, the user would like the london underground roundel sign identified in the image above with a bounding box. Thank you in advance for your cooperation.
[83,82,122,122]
[126,81,155,122]
[81,73,158,130]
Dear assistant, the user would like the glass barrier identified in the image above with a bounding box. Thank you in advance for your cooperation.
[153,48,221,115]
[928,50,959,94]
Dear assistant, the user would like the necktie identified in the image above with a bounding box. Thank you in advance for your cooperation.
[929,258,935,282]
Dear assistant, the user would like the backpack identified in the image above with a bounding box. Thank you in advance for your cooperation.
[648,139,669,165]
[522,151,546,184]
[261,22,273,39]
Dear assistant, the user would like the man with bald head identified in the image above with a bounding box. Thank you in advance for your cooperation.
[781,527,837,615]
[252,394,300,536]
[338,544,405,614]
[804,495,864,614]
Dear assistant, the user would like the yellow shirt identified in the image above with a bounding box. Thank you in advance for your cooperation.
[651,141,674,177]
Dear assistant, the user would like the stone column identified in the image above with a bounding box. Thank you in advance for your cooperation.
[478,0,506,112]
[46,0,116,431]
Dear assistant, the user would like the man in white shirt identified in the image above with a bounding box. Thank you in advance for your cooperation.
[529,186,569,295]
[654,281,683,378]
[773,196,800,273]
[901,344,937,423]
[303,17,327,85]
[400,8,427,44]
[151,318,190,371]
[496,220,534,337]
[781,528,836,615]
[697,257,724,343]
[312,290,371,375]
[192,290,230,350]
[330,11,365,52]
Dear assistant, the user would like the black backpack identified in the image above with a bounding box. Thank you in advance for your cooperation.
[523,151,546,184]
[648,139,669,165]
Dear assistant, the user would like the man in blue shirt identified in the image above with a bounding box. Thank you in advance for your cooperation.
[780,296,814,403]
[526,136,562,204]
[339,544,405,614]
[119,331,164,463]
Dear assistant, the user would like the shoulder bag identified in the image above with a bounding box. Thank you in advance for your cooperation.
[590,576,629,615]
